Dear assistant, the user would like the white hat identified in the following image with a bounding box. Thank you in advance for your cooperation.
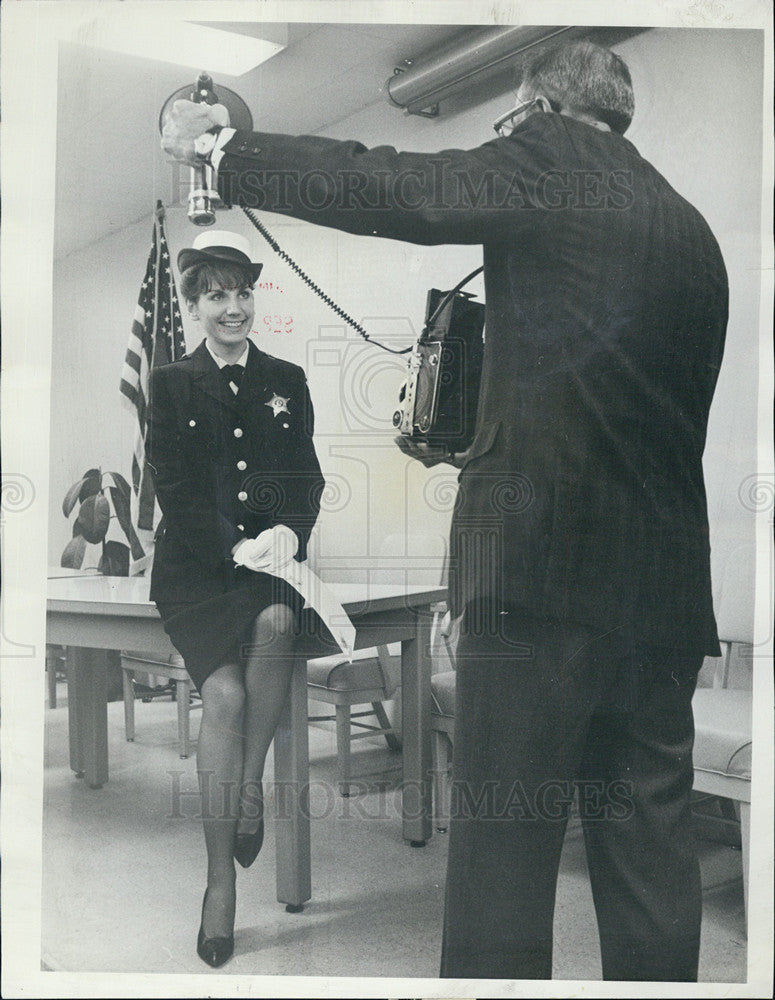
[178,230,262,281]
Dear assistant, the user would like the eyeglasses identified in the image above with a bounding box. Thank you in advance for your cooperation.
[493,97,560,137]
[493,99,539,137]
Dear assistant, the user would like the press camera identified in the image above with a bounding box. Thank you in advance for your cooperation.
[393,284,485,453]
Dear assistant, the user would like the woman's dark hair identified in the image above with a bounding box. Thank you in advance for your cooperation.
[520,40,634,134]
[180,260,256,303]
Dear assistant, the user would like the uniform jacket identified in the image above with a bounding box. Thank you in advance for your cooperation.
[147,338,324,605]
[216,112,728,653]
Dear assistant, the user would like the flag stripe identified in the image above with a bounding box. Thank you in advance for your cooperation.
[119,379,139,405]
[122,348,142,377]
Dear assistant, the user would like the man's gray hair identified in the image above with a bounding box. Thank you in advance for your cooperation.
[520,40,635,134]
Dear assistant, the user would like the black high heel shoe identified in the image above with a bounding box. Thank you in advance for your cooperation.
[197,888,234,968]
[234,817,264,869]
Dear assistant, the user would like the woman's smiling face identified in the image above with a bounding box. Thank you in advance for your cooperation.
[188,281,255,358]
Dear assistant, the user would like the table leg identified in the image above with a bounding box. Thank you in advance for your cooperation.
[65,647,84,778]
[273,650,311,911]
[740,800,750,924]
[401,608,433,846]
[67,647,108,788]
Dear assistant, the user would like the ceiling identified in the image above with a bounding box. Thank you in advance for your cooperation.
[53,20,647,259]
[53,21,469,258]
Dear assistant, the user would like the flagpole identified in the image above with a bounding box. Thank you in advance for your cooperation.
[150,201,164,371]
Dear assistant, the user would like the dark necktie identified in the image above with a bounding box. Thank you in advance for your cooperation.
[221,364,244,390]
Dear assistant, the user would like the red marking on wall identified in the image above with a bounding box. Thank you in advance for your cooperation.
[263,314,294,335]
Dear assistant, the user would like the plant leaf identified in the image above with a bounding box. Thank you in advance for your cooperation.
[62,477,88,517]
[99,540,130,576]
[105,472,132,499]
[74,493,110,544]
[78,468,102,503]
[109,486,145,560]
[61,535,86,568]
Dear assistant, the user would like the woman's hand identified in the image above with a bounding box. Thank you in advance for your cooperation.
[231,538,250,560]
[394,435,470,469]
[232,525,299,573]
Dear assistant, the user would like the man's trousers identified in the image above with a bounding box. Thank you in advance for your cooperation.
[439,608,703,981]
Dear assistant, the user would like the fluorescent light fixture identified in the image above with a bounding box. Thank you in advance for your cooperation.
[70,15,286,75]
[386,26,576,114]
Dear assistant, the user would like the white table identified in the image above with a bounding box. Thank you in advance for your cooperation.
[47,574,445,910]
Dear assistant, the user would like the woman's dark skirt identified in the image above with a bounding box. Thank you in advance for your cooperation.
[156,571,309,692]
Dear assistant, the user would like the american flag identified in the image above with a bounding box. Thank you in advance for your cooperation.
[120,201,186,530]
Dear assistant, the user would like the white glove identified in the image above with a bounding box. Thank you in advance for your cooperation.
[234,525,356,660]
[233,524,299,573]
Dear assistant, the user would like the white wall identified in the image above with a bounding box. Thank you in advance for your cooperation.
[50,27,765,628]
[618,28,764,641]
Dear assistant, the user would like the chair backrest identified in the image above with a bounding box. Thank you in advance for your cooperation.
[706,539,759,689]
[714,540,757,645]
[130,551,154,577]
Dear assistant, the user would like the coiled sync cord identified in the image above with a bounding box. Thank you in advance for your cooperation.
[242,205,484,356]
[241,206,411,355]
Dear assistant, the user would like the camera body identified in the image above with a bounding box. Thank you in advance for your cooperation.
[393,287,485,452]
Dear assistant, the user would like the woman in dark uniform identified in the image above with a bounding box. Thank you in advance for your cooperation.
[146,230,324,968]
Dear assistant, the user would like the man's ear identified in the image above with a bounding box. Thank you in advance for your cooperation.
[534,94,555,114]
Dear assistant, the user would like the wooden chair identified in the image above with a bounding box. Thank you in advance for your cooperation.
[120,650,196,758]
[307,645,403,796]
[120,643,406,788]
[430,667,457,832]
[307,531,449,796]
[689,548,755,921]
[45,644,67,708]
[691,644,752,917]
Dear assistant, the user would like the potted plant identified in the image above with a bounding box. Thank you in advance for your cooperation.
[61,467,145,575]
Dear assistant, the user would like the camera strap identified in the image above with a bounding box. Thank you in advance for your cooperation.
[421,265,485,338]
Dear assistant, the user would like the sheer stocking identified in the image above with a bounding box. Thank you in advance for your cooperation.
[197,660,243,938]
[238,603,297,836]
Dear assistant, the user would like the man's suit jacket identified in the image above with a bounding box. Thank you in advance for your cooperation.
[216,111,728,653]
[147,339,324,605]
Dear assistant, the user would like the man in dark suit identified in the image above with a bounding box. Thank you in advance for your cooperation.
[162,41,728,981]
